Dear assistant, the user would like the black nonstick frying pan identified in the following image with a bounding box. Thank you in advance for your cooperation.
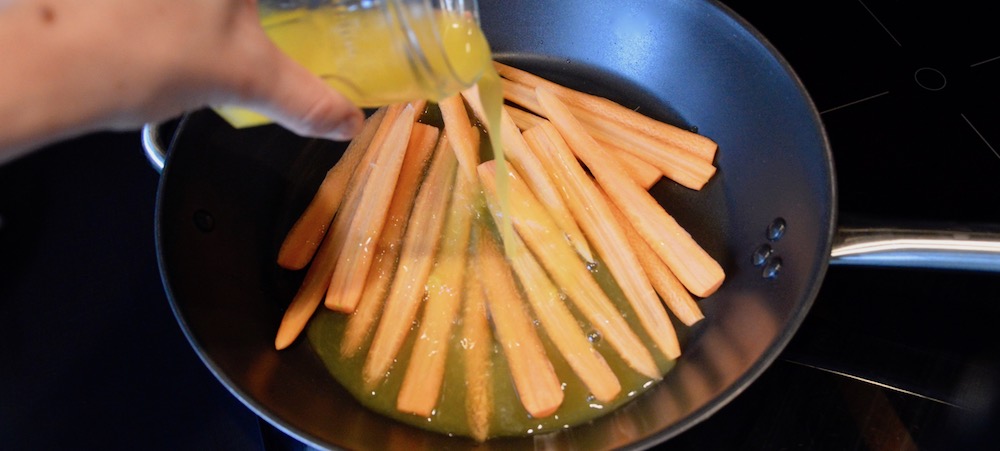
[142,0,1000,449]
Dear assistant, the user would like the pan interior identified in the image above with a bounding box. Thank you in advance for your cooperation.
[155,1,834,449]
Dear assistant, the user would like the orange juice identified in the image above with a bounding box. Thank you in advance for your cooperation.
[217,3,493,127]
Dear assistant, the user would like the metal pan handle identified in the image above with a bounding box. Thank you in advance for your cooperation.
[140,122,167,174]
[830,226,1000,272]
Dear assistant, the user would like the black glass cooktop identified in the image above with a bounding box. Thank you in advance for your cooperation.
[1,1,998,450]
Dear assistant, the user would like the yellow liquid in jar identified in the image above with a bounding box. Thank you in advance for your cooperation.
[217,6,493,128]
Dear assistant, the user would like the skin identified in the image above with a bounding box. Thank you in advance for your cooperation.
[0,0,365,164]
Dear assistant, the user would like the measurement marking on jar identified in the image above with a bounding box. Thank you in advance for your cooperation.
[961,113,1000,161]
[819,90,890,115]
[857,0,902,47]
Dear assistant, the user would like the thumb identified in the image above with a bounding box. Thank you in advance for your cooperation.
[250,49,365,141]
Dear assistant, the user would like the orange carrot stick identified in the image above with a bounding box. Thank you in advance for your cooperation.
[478,161,661,379]
[604,188,704,326]
[504,105,546,131]
[277,107,387,270]
[438,93,479,182]
[524,122,681,360]
[478,232,564,418]
[502,79,715,190]
[324,105,417,313]
[339,124,440,356]
[494,61,717,163]
[362,134,458,389]
[396,170,476,417]
[509,106,661,189]
[535,88,725,298]
[497,108,594,262]
[273,104,407,350]
[460,262,494,442]
[504,230,621,402]
[597,139,664,189]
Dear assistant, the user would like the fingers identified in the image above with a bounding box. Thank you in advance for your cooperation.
[249,49,365,141]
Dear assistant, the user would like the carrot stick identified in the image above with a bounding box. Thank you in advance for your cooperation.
[504,229,621,402]
[504,105,546,131]
[535,88,725,298]
[273,103,407,350]
[478,161,661,379]
[362,133,458,389]
[396,170,476,417]
[508,105,661,189]
[477,231,564,418]
[576,109,716,190]
[498,109,594,262]
[598,139,664,190]
[438,93,479,182]
[277,107,387,270]
[501,78,543,113]
[460,261,494,442]
[339,123,440,356]
[523,122,681,360]
[603,188,704,326]
[494,61,717,164]
[324,105,417,313]
[502,79,715,190]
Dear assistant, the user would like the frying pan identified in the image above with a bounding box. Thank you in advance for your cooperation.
[142,0,1000,449]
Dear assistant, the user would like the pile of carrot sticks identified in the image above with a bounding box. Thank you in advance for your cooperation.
[271,62,725,441]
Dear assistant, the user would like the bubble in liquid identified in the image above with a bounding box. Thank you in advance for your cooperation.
[587,330,602,344]
[585,261,599,272]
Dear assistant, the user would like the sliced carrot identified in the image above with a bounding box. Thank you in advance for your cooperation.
[523,122,680,360]
[478,231,564,418]
[478,161,661,379]
[499,109,594,262]
[339,123,440,356]
[604,188,704,326]
[507,105,661,189]
[362,134,458,389]
[273,104,407,350]
[494,61,717,164]
[597,139,664,189]
[438,93,479,182]
[277,107,387,270]
[460,261,494,442]
[324,105,417,313]
[504,105,546,131]
[504,230,621,402]
[577,110,716,190]
[535,88,725,298]
[396,170,476,417]
[502,79,715,190]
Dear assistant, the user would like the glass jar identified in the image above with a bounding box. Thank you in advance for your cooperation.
[219,0,489,128]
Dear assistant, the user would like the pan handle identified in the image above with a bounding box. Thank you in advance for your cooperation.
[830,226,1000,272]
[140,122,167,174]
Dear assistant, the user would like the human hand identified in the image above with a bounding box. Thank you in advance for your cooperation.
[0,0,364,162]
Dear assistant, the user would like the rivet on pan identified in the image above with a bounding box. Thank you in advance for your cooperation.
[762,257,783,280]
[193,209,215,233]
[767,217,787,241]
[751,244,773,267]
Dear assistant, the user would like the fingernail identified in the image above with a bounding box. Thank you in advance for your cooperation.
[323,111,364,141]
